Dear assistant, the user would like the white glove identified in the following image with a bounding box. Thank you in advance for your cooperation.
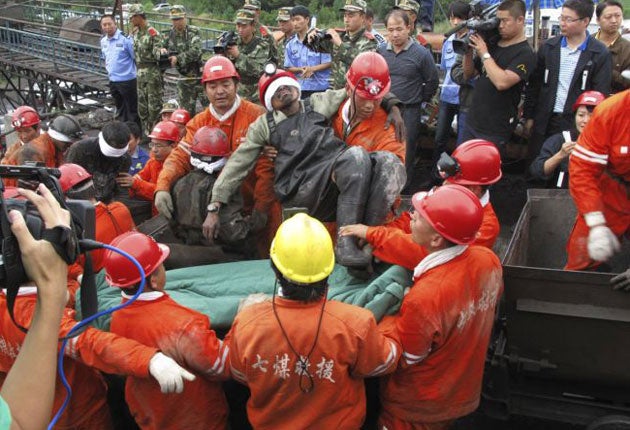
[154,191,174,219]
[588,225,621,262]
[148,352,196,393]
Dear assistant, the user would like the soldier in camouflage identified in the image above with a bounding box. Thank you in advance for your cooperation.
[129,4,164,136]
[392,0,432,48]
[243,0,277,51]
[227,9,276,103]
[274,7,293,68]
[162,5,204,115]
[313,0,377,89]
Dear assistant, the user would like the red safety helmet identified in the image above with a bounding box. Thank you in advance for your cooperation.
[572,90,605,112]
[58,163,92,193]
[104,231,170,288]
[191,126,230,157]
[11,106,40,129]
[258,65,299,111]
[412,184,483,245]
[170,109,191,125]
[201,56,240,84]
[346,52,391,100]
[441,139,502,186]
[148,121,180,143]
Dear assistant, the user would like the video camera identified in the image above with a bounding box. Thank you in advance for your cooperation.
[213,31,237,55]
[304,29,332,53]
[445,0,501,55]
[0,163,95,291]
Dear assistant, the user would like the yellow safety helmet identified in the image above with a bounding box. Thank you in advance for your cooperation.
[270,213,335,284]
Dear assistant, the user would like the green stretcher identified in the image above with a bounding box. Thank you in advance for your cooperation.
[76,260,413,332]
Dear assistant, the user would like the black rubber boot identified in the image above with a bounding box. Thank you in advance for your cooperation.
[331,147,373,268]
[335,235,372,268]
[364,152,407,226]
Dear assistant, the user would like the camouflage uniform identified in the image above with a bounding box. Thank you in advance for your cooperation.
[275,7,292,67]
[164,6,204,115]
[130,4,164,136]
[394,0,430,47]
[321,0,378,89]
[233,10,277,103]
[243,0,278,53]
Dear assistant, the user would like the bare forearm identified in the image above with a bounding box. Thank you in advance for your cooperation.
[483,58,519,91]
[542,152,564,176]
[2,294,65,429]
[462,51,476,81]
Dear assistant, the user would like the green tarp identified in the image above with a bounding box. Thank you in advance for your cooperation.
[77,260,413,332]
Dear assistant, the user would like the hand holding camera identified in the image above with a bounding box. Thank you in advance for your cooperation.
[9,184,71,308]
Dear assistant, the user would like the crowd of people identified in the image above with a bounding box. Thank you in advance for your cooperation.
[0,0,628,428]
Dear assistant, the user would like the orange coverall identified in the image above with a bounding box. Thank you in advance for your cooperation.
[367,202,500,269]
[566,90,630,270]
[226,297,400,429]
[0,290,158,429]
[92,201,136,271]
[129,157,164,215]
[379,246,503,428]
[1,133,60,187]
[331,104,406,163]
[156,101,280,255]
[110,293,229,430]
[69,201,136,281]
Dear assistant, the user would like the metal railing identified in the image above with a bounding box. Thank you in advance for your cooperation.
[0,25,107,77]
[13,3,226,47]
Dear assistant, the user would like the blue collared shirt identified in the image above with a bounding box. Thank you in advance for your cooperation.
[554,32,589,113]
[101,29,136,82]
[440,34,460,105]
[284,34,331,92]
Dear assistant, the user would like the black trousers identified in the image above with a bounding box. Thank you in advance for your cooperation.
[110,78,140,128]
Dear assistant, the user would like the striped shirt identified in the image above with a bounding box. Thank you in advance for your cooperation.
[553,34,589,113]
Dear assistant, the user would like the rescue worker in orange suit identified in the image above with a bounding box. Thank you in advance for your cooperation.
[117,121,179,216]
[208,61,405,268]
[105,232,228,429]
[0,189,195,428]
[2,106,41,165]
[30,114,85,167]
[59,163,135,279]
[375,185,503,429]
[225,213,401,429]
[565,89,630,271]
[340,139,502,269]
[154,55,278,256]
[171,126,261,248]
[169,108,191,140]
[263,52,407,223]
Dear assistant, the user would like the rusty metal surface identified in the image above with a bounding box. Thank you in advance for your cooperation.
[500,188,630,390]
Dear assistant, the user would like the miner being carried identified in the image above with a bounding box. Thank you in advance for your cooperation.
[206,59,405,268]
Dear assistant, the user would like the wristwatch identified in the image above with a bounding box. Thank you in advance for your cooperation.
[207,203,221,213]
[481,52,492,62]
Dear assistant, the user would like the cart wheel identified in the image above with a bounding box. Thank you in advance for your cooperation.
[587,415,630,430]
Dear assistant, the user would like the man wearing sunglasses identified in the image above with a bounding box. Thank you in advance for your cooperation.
[524,0,612,160]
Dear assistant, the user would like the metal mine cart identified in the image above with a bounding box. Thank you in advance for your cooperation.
[482,189,630,430]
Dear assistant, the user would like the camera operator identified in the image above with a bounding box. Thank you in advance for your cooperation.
[308,0,377,90]
[0,184,71,429]
[0,185,195,428]
[460,0,535,153]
